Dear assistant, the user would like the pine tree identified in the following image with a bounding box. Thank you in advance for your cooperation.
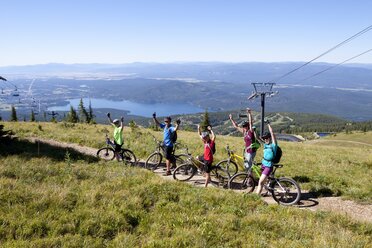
[10,105,18,122]
[78,98,89,123]
[200,109,211,130]
[88,100,95,123]
[66,105,79,123]
[30,110,36,122]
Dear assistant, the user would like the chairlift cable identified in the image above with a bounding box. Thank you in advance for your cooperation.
[267,24,372,83]
[302,48,372,82]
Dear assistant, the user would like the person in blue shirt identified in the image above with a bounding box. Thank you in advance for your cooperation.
[255,123,277,195]
[152,112,180,175]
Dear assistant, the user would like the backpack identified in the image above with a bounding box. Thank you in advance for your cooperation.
[251,140,261,150]
[170,129,177,144]
[271,145,282,164]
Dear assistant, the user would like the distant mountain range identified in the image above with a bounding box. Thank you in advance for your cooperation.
[1,62,371,121]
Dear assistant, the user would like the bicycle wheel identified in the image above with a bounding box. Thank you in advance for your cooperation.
[228,172,255,193]
[210,166,229,188]
[215,159,238,177]
[121,149,137,166]
[270,177,301,206]
[97,147,115,161]
[145,152,162,170]
[173,154,189,167]
[173,163,196,181]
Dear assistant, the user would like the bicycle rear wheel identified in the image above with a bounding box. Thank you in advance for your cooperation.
[173,163,196,181]
[121,149,137,166]
[97,147,115,161]
[145,152,162,170]
[228,172,255,193]
[215,159,238,177]
[271,177,301,206]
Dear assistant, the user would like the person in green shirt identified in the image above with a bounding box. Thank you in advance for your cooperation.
[107,112,124,161]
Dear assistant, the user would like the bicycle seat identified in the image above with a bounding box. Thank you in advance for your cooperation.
[273,164,283,168]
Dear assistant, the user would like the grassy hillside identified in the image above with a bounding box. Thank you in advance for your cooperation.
[0,123,371,247]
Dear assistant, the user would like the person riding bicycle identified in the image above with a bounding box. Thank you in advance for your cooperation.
[107,112,124,161]
[152,113,180,176]
[255,122,278,196]
[197,125,216,187]
[229,108,258,170]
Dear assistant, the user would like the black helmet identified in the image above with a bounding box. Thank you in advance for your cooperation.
[261,131,271,139]
[241,121,249,127]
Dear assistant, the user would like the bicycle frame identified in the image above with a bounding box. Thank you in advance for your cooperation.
[226,146,261,178]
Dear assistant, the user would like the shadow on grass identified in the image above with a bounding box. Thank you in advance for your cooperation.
[0,137,99,163]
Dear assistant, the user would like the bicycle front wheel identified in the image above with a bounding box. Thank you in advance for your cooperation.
[97,147,115,161]
[228,172,255,193]
[173,163,196,181]
[173,154,189,167]
[271,177,301,206]
[121,149,137,166]
[215,159,238,177]
[145,152,162,170]
[210,166,229,188]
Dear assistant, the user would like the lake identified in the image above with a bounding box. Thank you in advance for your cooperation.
[48,98,204,117]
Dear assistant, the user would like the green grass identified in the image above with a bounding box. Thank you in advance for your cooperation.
[0,147,371,247]
[3,121,372,203]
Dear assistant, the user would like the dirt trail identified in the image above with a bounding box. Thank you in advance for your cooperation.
[25,137,372,223]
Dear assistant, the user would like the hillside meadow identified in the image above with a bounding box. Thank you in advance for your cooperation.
[0,123,371,247]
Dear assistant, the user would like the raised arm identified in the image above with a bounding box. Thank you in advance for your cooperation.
[120,116,124,131]
[207,126,215,142]
[247,108,253,132]
[174,119,181,132]
[229,114,244,133]
[197,124,202,139]
[267,123,277,145]
[107,112,114,125]
[152,112,161,127]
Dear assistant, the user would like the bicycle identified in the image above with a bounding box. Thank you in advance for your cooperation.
[228,163,301,206]
[145,135,190,171]
[96,133,137,166]
[215,145,246,178]
[172,154,229,187]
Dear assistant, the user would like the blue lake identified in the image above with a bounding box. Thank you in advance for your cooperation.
[48,98,204,117]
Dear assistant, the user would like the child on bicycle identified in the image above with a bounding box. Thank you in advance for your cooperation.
[197,125,216,187]
[255,122,277,195]
[107,112,124,161]
[229,108,258,170]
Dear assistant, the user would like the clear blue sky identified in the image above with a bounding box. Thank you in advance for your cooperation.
[1,0,371,66]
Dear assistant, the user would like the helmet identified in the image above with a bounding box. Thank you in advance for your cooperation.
[113,119,120,124]
[241,121,249,127]
[261,131,271,139]
[164,116,171,122]
[201,132,210,138]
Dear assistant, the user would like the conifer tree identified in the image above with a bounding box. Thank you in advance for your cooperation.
[200,109,211,130]
[88,100,95,123]
[30,110,36,122]
[78,98,89,123]
[10,105,18,122]
[66,105,79,123]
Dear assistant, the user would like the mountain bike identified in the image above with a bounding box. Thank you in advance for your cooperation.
[96,133,137,166]
[215,145,246,178]
[145,135,190,171]
[228,163,301,206]
[172,154,229,187]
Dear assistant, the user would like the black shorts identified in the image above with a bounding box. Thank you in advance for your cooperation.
[197,155,213,173]
[163,145,174,160]
[114,141,122,152]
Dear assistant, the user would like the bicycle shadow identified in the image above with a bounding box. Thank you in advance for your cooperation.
[0,136,99,163]
[296,192,319,208]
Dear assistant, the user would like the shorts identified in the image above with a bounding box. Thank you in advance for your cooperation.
[261,165,273,176]
[244,151,256,169]
[163,145,174,160]
[197,155,213,173]
[114,141,122,152]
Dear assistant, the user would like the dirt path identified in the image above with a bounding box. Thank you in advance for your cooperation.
[25,137,372,223]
